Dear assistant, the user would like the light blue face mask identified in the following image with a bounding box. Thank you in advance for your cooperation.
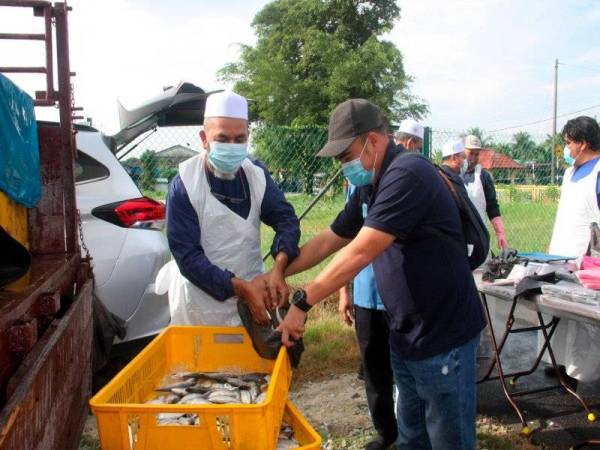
[341,140,375,187]
[460,158,468,176]
[563,145,575,166]
[208,142,248,174]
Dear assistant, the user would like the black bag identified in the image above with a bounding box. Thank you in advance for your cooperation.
[236,301,304,368]
[395,153,490,269]
[0,225,31,289]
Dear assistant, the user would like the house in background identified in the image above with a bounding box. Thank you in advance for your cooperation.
[155,145,198,167]
[478,149,523,184]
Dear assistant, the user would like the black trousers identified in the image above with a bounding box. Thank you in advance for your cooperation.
[354,305,398,443]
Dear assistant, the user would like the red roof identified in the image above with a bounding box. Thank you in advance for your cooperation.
[478,149,523,170]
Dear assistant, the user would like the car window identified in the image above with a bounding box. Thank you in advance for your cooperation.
[76,150,109,183]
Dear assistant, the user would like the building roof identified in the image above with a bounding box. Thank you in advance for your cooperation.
[478,149,523,170]
[155,145,198,159]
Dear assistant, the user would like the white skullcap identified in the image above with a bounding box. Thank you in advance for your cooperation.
[398,119,424,140]
[442,140,465,158]
[204,91,248,120]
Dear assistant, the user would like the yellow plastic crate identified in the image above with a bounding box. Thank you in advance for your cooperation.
[282,401,321,450]
[90,326,292,450]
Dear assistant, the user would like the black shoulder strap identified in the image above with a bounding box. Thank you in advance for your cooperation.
[387,152,468,251]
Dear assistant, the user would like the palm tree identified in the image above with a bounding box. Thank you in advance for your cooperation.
[464,127,494,147]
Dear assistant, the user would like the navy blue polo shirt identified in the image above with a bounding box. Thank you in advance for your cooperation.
[331,141,486,360]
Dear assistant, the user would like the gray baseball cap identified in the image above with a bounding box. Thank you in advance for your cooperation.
[317,99,384,157]
[464,135,482,149]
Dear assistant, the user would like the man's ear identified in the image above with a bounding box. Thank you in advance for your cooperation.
[199,129,209,151]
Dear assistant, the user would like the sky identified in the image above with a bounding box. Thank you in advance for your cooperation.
[2,0,600,139]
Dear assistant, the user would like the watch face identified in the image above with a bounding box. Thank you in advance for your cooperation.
[292,290,304,304]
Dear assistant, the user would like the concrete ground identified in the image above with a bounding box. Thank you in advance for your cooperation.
[478,296,600,449]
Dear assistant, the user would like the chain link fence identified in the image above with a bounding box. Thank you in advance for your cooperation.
[116,125,566,257]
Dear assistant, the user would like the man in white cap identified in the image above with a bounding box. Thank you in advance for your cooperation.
[441,139,468,180]
[463,135,508,249]
[394,119,424,152]
[163,91,300,326]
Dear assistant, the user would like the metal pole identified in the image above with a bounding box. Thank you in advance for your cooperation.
[551,58,558,184]
[262,168,342,261]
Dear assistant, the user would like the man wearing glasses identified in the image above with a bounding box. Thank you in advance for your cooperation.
[164,91,300,326]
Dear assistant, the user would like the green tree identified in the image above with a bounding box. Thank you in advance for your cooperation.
[140,150,158,191]
[219,0,428,126]
[510,131,539,162]
[253,125,334,194]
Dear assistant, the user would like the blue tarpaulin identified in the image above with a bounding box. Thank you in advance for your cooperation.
[0,73,41,208]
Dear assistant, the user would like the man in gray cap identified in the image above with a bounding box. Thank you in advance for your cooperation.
[463,134,508,250]
[275,99,486,449]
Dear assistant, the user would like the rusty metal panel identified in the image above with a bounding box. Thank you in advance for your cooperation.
[0,254,79,408]
[54,2,78,254]
[0,278,93,450]
[28,127,66,254]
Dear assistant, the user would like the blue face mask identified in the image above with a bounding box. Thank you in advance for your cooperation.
[208,142,248,174]
[460,158,468,176]
[341,140,375,186]
[563,145,575,166]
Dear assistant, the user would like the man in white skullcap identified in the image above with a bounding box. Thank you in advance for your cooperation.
[441,139,468,178]
[394,119,424,152]
[162,91,300,326]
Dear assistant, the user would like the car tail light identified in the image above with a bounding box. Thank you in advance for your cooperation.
[92,197,165,230]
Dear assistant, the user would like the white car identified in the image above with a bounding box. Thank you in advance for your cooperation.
[71,82,213,343]
[72,122,170,342]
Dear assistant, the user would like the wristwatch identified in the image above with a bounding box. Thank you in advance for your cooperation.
[291,289,312,313]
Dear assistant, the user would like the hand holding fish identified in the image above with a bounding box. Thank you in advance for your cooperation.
[232,277,270,325]
[276,304,306,347]
[256,252,290,309]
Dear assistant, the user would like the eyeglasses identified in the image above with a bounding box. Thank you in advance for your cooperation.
[208,169,249,204]
[209,189,248,204]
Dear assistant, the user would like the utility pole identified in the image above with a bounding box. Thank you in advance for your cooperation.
[551,58,558,184]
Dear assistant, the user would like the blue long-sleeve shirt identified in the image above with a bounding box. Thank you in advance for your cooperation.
[166,158,300,301]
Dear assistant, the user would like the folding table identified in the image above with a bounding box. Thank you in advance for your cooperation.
[476,281,596,436]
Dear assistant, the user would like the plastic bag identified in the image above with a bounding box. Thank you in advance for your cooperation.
[0,74,41,207]
[237,301,304,368]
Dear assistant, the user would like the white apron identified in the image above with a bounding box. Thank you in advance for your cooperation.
[161,151,266,326]
[465,164,488,225]
[542,158,600,381]
[467,165,497,359]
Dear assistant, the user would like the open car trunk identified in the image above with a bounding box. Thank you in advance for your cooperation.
[102,82,220,153]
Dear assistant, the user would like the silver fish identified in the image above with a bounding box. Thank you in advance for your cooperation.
[178,394,211,405]
[158,378,195,390]
[168,387,189,397]
[240,390,252,404]
[254,392,267,404]
[207,390,240,404]
[165,394,181,404]
[156,412,186,424]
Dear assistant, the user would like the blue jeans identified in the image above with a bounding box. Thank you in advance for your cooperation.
[391,335,479,450]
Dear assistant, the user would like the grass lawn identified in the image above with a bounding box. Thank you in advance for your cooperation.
[261,193,559,280]
[264,193,555,449]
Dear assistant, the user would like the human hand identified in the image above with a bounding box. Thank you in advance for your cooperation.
[232,278,270,325]
[338,288,354,326]
[257,268,289,310]
[276,305,306,347]
[491,217,508,249]
[497,234,508,249]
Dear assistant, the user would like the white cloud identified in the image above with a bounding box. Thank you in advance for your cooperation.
[1,0,267,132]
[2,0,598,138]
